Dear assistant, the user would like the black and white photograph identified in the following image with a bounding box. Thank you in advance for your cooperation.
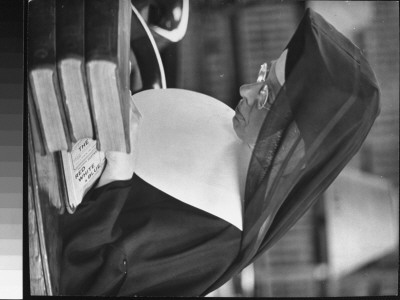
[23,0,400,297]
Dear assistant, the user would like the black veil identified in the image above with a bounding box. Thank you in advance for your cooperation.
[205,8,380,294]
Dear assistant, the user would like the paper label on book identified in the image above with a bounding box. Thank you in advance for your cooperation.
[70,138,105,186]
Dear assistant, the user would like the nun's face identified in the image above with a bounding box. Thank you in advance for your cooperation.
[233,50,287,146]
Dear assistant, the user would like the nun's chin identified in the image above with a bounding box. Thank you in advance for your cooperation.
[232,123,257,148]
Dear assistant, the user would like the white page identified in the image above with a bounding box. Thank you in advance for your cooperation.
[133,89,252,230]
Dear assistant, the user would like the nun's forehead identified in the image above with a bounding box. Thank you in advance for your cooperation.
[275,49,288,86]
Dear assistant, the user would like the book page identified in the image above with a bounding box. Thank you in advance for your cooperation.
[134,89,252,230]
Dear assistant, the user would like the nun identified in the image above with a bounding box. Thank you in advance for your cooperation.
[60,8,380,296]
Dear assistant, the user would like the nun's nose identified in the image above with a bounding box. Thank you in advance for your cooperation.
[239,82,264,106]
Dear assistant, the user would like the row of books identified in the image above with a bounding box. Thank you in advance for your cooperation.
[28,0,132,155]
[28,0,137,213]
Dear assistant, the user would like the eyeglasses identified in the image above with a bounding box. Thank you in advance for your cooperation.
[256,63,271,110]
[257,62,268,83]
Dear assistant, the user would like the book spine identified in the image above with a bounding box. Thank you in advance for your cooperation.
[56,0,85,60]
[28,0,55,70]
[56,0,94,142]
[85,0,120,62]
[28,0,71,152]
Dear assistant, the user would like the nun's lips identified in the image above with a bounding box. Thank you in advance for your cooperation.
[234,100,246,122]
[234,109,245,123]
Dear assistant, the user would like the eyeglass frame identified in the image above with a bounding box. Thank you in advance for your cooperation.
[256,62,272,110]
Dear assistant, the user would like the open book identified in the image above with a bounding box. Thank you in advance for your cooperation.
[133,89,252,230]
[60,138,106,213]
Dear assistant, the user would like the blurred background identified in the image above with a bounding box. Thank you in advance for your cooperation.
[154,0,399,297]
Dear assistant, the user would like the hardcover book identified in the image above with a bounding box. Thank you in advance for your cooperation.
[60,138,106,213]
[85,0,132,152]
[28,0,71,152]
[56,0,94,142]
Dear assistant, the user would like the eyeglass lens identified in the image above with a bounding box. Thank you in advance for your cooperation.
[257,63,268,83]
